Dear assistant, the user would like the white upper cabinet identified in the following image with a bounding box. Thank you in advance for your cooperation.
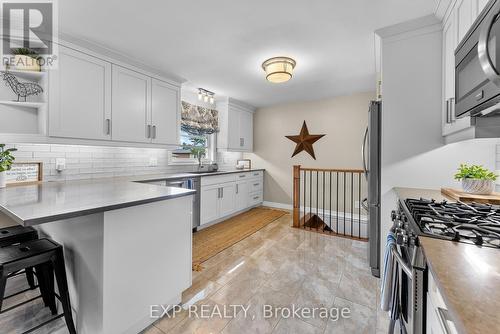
[111,65,151,143]
[151,78,180,145]
[442,0,477,139]
[475,0,489,16]
[456,0,474,42]
[217,98,255,152]
[49,46,112,140]
[47,42,181,146]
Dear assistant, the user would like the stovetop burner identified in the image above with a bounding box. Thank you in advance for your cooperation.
[404,198,500,248]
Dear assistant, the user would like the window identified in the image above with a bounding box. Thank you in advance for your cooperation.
[169,130,216,165]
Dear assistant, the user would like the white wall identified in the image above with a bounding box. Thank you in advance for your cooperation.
[379,18,498,263]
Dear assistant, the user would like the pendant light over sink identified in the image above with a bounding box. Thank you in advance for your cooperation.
[262,56,296,83]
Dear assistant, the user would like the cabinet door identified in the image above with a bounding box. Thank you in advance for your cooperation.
[200,185,220,225]
[426,293,445,334]
[151,78,180,145]
[456,0,474,42]
[239,110,253,151]
[111,65,151,143]
[235,181,249,212]
[227,108,241,150]
[219,183,236,217]
[474,0,489,17]
[49,46,111,140]
[442,14,457,136]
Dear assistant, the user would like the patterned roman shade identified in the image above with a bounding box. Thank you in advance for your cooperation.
[181,101,219,135]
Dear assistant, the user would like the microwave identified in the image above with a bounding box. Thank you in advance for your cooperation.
[455,0,500,118]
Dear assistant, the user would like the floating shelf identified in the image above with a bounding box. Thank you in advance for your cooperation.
[1,69,46,81]
[0,100,45,109]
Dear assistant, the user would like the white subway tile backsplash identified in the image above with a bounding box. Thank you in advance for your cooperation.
[7,143,245,182]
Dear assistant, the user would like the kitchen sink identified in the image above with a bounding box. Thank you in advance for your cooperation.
[188,170,222,174]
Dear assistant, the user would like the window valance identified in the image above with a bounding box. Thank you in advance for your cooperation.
[181,101,219,135]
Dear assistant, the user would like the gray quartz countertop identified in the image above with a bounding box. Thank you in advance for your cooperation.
[0,179,195,226]
[393,187,451,202]
[0,168,264,226]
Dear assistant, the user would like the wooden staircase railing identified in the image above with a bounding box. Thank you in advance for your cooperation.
[292,165,368,241]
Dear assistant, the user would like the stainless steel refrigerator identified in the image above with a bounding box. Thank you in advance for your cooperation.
[362,100,381,278]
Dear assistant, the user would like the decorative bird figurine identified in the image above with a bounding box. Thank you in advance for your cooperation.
[1,72,43,102]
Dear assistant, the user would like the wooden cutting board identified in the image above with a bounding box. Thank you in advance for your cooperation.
[441,188,500,205]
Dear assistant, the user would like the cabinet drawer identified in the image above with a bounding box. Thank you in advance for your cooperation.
[249,192,263,206]
[201,174,236,186]
[249,179,263,192]
[248,170,263,179]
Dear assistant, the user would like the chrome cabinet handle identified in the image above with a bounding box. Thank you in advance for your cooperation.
[450,97,456,122]
[253,183,259,186]
[361,127,368,180]
[253,196,259,200]
[240,138,244,147]
[221,187,224,198]
[217,188,221,198]
[479,0,500,88]
[105,118,111,135]
[446,99,451,124]
[239,174,245,178]
[152,125,157,139]
[236,184,239,194]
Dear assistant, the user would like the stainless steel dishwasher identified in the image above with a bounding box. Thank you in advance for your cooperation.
[165,178,200,230]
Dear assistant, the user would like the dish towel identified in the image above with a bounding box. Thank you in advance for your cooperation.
[381,232,396,311]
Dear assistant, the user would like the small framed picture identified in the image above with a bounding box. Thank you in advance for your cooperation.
[5,162,43,186]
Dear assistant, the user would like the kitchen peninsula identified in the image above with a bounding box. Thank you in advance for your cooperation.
[0,178,195,334]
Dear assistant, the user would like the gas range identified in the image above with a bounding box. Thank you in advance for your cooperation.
[402,198,500,249]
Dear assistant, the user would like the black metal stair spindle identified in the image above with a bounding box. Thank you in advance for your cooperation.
[336,172,339,234]
[358,173,361,239]
[303,170,306,229]
[351,172,354,238]
[329,171,332,233]
[343,172,346,236]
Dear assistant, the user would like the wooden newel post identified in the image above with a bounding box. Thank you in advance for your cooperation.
[293,165,301,228]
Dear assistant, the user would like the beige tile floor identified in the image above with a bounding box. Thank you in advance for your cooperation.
[0,213,390,334]
[147,213,389,334]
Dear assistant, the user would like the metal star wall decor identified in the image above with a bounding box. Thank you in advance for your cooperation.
[285,121,325,160]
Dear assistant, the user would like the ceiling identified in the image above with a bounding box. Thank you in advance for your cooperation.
[59,0,438,108]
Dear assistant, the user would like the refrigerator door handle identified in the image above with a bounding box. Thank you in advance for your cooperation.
[361,126,369,180]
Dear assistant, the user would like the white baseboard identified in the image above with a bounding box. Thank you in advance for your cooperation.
[263,201,292,210]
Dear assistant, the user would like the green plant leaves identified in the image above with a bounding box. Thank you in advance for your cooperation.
[454,163,497,181]
[0,144,16,172]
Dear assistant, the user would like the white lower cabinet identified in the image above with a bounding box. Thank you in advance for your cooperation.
[200,184,220,225]
[200,172,264,226]
[235,180,249,211]
[219,183,236,217]
[426,271,458,334]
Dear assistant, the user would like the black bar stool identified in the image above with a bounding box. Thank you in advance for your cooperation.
[0,225,39,289]
[0,238,77,334]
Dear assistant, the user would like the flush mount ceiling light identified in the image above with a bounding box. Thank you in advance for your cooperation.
[262,56,296,83]
[197,88,215,105]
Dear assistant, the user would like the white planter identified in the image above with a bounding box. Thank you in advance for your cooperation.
[0,172,5,188]
[461,178,494,195]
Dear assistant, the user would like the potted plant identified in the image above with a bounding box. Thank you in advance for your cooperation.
[0,144,17,188]
[183,136,207,167]
[8,48,42,72]
[454,164,497,195]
